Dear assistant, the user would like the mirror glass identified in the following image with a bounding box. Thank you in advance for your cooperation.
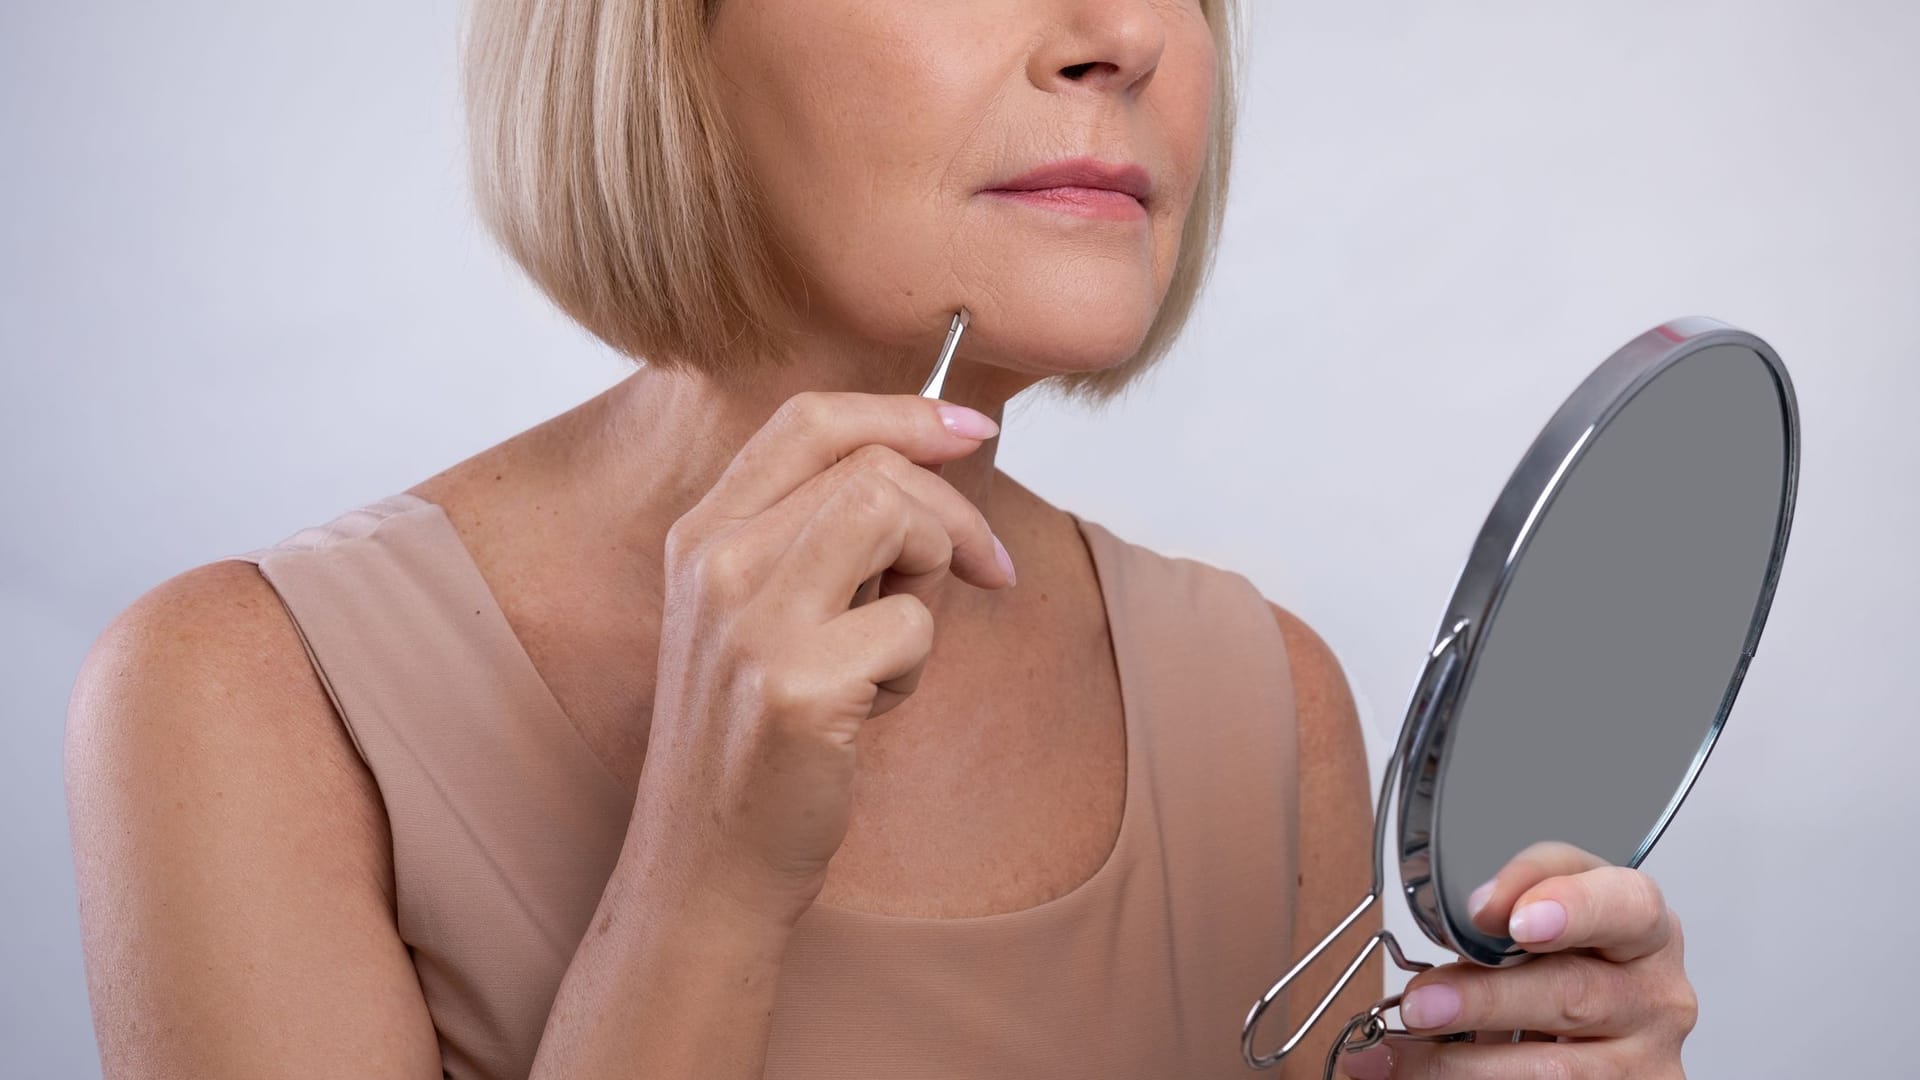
[1432,343,1791,956]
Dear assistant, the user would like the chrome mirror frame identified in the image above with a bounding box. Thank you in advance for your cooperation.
[1241,316,1801,1074]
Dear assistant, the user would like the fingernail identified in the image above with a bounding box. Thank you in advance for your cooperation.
[1338,1043,1392,1080]
[992,531,1016,586]
[1400,984,1461,1029]
[1468,878,1497,919]
[1510,899,1568,943]
[936,403,999,439]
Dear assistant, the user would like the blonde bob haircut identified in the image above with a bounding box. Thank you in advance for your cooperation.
[461,0,1242,407]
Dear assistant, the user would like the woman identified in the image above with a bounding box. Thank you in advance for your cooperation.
[64,0,1699,1077]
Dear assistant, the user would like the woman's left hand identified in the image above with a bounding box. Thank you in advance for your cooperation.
[1338,841,1699,1079]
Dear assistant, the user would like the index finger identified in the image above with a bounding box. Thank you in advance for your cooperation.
[703,391,998,522]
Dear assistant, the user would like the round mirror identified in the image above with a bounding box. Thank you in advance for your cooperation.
[1243,317,1800,1073]
[1397,321,1799,965]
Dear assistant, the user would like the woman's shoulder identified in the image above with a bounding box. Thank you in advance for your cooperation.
[66,554,440,1070]
[1074,512,1365,768]
[73,481,423,720]
[72,557,328,738]
[68,481,469,814]
[68,555,390,872]
[69,490,444,753]
[65,513,405,932]
[1069,511,1354,698]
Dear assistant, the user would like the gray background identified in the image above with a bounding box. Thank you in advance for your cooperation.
[4,1,1912,1075]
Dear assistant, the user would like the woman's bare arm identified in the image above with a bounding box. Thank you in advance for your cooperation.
[66,560,443,1078]
[1269,603,1386,1080]
[523,818,797,1077]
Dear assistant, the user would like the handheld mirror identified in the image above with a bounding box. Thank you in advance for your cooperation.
[1239,317,1800,1075]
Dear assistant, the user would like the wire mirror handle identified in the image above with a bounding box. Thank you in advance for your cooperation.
[1240,618,1472,1071]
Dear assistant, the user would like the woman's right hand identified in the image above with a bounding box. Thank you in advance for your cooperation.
[628,390,1016,930]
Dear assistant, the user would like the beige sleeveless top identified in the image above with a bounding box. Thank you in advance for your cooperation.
[222,491,1300,1078]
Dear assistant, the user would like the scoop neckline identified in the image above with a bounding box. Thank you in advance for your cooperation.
[389,491,1140,929]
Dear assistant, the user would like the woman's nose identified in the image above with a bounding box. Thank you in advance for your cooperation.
[1025,0,1167,98]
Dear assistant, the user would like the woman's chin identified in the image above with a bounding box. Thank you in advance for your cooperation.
[952,294,1159,377]
[810,272,1162,382]
[991,332,1149,378]
[917,274,1152,372]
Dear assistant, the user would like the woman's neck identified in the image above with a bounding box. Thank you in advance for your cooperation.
[523,331,1049,609]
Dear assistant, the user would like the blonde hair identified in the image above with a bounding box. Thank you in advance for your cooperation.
[461,0,1241,407]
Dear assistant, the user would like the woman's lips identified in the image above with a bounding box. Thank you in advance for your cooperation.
[980,186,1147,221]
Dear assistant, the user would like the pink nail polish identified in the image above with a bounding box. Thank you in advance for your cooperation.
[992,532,1016,585]
[1510,899,1568,943]
[1400,984,1461,1029]
[936,403,999,439]
[1339,1043,1392,1080]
